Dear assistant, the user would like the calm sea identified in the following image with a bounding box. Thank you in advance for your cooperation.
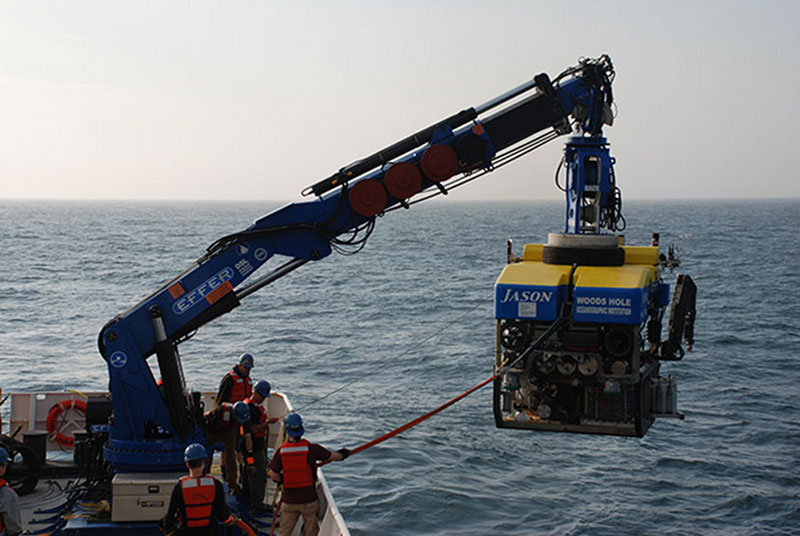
[1,199,798,535]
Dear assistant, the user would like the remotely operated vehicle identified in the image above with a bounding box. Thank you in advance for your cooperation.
[40,54,694,529]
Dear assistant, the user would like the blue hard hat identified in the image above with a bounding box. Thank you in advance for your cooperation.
[233,401,250,423]
[254,380,271,398]
[0,446,8,465]
[285,413,304,438]
[184,443,207,463]
[239,353,254,369]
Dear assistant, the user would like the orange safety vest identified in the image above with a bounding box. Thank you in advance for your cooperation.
[179,476,216,528]
[212,401,234,432]
[279,439,314,489]
[227,368,252,403]
[0,478,5,534]
[206,401,234,434]
[242,398,268,438]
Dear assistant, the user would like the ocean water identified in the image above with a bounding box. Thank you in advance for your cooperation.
[0,199,798,535]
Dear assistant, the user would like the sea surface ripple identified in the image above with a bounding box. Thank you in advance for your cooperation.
[0,199,798,535]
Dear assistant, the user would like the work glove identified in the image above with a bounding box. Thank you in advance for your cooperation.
[337,448,350,460]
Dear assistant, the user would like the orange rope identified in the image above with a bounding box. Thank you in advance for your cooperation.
[321,316,566,464]
[237,518,257,536]
[353,374,496,455]
[269,498,282,536]
[319,372,497,467]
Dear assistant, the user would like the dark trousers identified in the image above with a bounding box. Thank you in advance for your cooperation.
[240,437,267,506]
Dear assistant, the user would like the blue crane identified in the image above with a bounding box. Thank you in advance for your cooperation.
[94,55,693,473]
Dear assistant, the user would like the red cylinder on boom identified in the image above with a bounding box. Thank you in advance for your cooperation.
[420,144,459,183]
[349,179,388,218]
[384,162,422,199]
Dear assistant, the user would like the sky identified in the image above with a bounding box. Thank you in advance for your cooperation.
[1,0,799,202]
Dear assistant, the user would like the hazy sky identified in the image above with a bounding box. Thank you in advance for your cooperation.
[2,1,798,201]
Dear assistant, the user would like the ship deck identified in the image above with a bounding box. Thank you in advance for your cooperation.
[6,390,349,536]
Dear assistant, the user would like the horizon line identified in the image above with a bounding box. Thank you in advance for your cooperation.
[1,195,797,203]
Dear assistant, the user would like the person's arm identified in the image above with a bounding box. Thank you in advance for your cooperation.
[240,422,255,468]
[0,488,24,536]
[161,484,182,533]
[247,405,269,433]
[213,480,237,525]
[268,448,282,482]
[265,409,279,425]
[203,405,220,423]
[250,420,269,434]
[313,443,349,462]
[216,374,233,404]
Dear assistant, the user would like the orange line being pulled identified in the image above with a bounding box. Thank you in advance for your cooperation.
[237,518,257,536]
[322,317,566,464]
[321,373,497,465]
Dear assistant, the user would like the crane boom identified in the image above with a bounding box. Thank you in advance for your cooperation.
[96,55,658,471]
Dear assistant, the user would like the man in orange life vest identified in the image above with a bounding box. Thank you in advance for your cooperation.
[269,413,350,536]
[238,380,278,511]
[0,447,23,536]
[203,401,235,490]
[161,443,238,535]
[213,352,254,490]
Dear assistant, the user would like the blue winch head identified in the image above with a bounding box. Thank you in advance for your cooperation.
[184,443,207,463]
[285,413,304,438]
[563,136,617,235]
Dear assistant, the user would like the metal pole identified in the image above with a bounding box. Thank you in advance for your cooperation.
[236,258,310,300]
[474,79,540,115]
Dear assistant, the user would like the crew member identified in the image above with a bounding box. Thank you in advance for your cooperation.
[269,413,350,536]
[0,447,23,536]
[161,443,238,535]
[214,352,254,489]
[203,401,235,490]
[239,380,278,511]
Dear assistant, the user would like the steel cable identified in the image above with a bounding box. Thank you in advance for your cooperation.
[297,292,493,412]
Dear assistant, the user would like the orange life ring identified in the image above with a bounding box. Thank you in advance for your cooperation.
[45,398,87,447]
